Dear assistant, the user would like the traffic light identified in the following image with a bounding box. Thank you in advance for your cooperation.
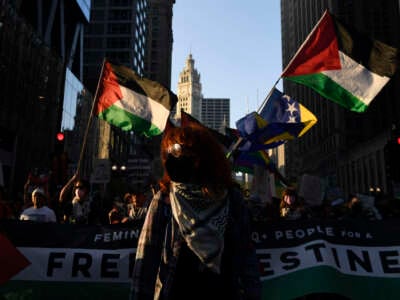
[55,132,65,155]
[56,132,65,142]
[52,132,68,185]
[384,139,400,183]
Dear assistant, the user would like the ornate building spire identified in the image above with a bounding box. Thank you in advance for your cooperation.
[176,53,202,120]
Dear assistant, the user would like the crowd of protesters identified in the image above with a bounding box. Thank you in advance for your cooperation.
[0,169,155,225]
[0,170,400,225]
[0,164,394,298]
[246,185,400,223]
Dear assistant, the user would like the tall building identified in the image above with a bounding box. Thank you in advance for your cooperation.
[176,54,202,120]
[201,98,230,132]
[0,0,90,196]
[281,1,400,196]
[145,0,175,88]
[84,0,175,192]
[84,0,147,92]
[142,0,175,183]
[83,0,149,192]
[176,54,231,135]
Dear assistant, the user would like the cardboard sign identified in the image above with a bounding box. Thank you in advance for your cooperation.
[90,159,111,184]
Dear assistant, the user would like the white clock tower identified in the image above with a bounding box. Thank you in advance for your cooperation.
[176,54,203,121]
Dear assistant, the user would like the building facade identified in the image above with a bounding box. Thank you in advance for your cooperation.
[281,0,400,197]
[201,98,230,132]
[145,0,175,88]
[0,0,89,197]
[84,0,175,192]
[176,53,202,120]
[84,0,147,92]
[142,0,175,183]
[84,0,148,192]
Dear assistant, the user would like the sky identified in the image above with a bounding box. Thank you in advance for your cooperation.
[170,1,283,128]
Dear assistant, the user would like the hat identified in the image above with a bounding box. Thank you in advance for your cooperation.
[32,187,46,198]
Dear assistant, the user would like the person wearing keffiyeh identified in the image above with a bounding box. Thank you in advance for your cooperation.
[130,122,261,300]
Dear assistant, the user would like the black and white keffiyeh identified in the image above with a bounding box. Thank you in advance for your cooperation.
[169,182,229,273]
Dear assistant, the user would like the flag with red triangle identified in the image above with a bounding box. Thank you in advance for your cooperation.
[0,233,31,285]
[281,10,398,112]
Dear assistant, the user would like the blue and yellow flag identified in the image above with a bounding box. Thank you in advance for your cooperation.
[236,88,317,151]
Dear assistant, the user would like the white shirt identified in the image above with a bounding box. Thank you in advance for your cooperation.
[20,206,57,223]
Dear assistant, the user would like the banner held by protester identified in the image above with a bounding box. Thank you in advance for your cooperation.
[2,219,400,300]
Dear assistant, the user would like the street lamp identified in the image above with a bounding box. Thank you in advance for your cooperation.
[369,186,382,195]
[111,164,126,172]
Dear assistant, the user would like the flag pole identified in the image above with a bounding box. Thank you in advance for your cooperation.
[228,8,327,158]
[58,59,107,203]
[257,78,280,114]
[227,10,329,162]
[76,58,107,174]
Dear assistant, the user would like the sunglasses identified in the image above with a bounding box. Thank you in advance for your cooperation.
[167,143,183,158]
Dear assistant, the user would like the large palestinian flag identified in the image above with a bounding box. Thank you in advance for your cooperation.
[2,220,400,299]
[96,60,178,137]
[281,10,398,113]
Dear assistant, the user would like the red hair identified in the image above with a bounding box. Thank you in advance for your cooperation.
[159,123,233,193]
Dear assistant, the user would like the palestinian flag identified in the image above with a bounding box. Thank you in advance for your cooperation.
[281,10,398,113]
[95,60,178,137]
[0,233,31,285]
[3,219,400,299]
